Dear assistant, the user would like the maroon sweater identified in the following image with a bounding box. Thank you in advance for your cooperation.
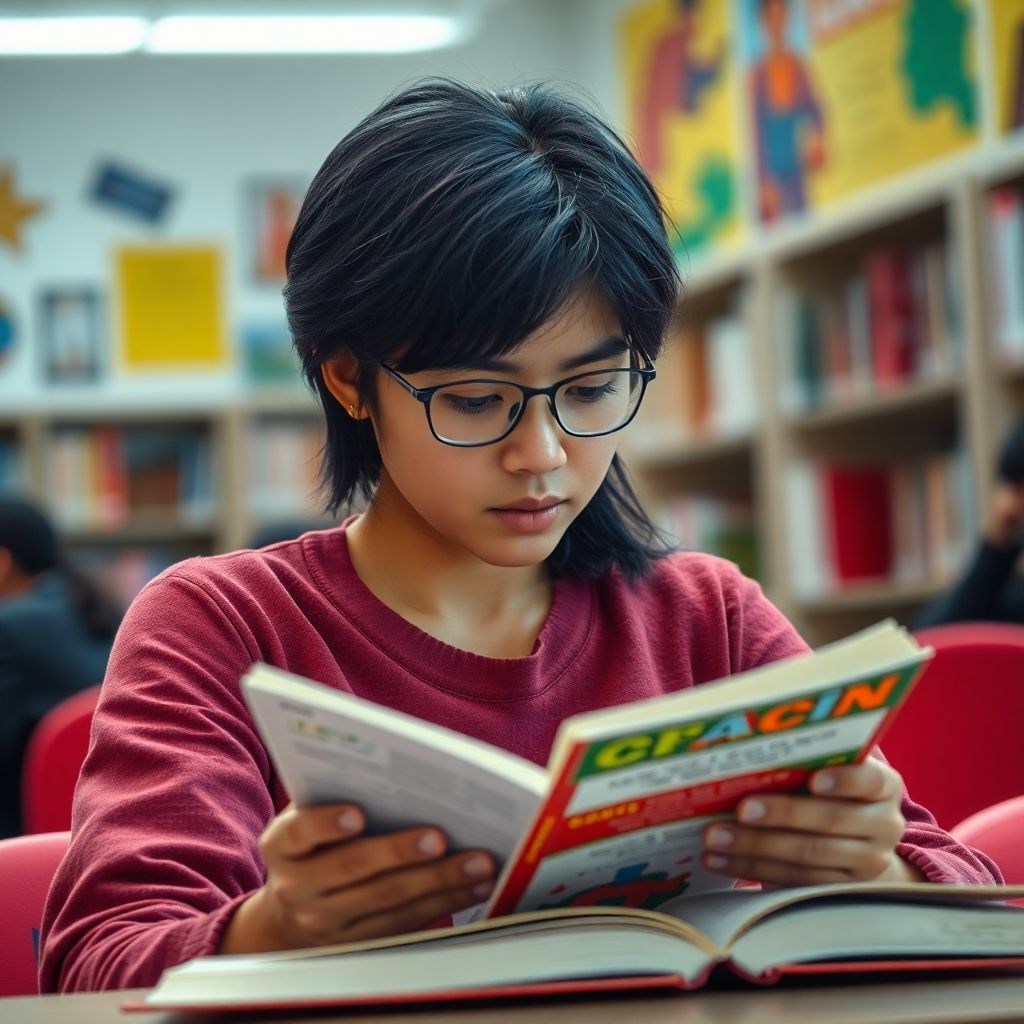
[39,525,1001,992]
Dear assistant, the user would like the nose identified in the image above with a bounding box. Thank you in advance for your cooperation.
[499,394,568,475]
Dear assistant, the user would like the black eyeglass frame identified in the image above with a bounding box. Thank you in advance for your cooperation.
[377,356,657,448]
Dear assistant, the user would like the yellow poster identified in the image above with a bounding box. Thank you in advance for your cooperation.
[621,0,743,257]
[738,0,980,224]
[117,246,226,370]
[989,0,1024,134]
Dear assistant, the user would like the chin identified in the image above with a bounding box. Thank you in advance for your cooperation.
[476,535,564,569]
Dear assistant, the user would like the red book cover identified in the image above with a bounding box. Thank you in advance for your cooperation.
[821,464,893,584]
[864,248,915,386]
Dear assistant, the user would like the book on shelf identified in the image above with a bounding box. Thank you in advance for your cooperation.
[246,415,323,519]
[241,620,928,920]
[988,185,1024,361]
[128,880,1024,1012]
[658,494,760,581]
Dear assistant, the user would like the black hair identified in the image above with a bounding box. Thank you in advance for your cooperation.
[0,496,123,640]
[997,417,1024,484]
[285,78,681,579]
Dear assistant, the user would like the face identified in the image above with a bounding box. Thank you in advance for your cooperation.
[366,289,630,571]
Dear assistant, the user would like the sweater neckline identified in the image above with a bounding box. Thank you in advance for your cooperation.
[302,521,595,701]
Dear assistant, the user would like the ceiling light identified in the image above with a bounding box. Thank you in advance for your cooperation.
[145,14,467,54]
[0,16,148,55]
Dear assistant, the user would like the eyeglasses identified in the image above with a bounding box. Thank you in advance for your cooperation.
[378,357,656,448]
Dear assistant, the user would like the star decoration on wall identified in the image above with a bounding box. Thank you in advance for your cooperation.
[0,164,47,252]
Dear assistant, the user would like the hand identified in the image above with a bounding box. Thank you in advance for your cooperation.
[700,760,926,888]
[220,803,495,954]
[986,483,1024,549]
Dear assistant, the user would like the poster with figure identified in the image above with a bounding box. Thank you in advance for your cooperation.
[988,0,1024,135]
[39,287,103,383]
[738,0,980,224]
[621,0,744,258]
[246,178,308,284]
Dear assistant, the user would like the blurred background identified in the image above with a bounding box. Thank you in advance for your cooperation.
[1,0,1023,647]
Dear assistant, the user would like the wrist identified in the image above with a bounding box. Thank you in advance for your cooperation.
[219,888,290,955]
[879,852,928,884]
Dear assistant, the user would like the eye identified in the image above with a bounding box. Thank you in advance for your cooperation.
[565,380,618,403]
[438,391,504,415]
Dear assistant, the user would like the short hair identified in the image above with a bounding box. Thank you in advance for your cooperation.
[0,497,58,575]
[997,418,1024,484]
[285,78,681,579]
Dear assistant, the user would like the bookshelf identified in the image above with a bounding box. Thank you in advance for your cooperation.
[627,153,1024,645]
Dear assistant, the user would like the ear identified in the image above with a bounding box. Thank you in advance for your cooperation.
[321,353,368,420]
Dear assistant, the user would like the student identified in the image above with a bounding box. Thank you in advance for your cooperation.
[40,79,1000,994]
[0,497,121,838]
[916,418,1024,628]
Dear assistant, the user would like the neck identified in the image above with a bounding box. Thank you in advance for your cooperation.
[345,478,551,628]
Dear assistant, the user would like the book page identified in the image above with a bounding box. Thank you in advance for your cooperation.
[242,665,547,863]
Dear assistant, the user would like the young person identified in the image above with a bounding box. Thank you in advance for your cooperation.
[39,79,1000,994]
[0,497,121,838]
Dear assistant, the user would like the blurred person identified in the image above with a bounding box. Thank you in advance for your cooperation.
[0,497,122,837]
[916,419,1024,628]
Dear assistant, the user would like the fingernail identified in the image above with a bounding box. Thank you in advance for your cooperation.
[706,854,728,870]
[337,809,362,832]
[463,855,492,878]
[706,827,734,849]
[418,831,445,856]
[739,799,766,822]
[472,881,494,899]
[813,773,836,794]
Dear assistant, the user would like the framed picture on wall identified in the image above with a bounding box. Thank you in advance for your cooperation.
[39,286,103,383]
[245,177,309,285]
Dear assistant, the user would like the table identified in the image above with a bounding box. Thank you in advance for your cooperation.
[3,976,1024,1024]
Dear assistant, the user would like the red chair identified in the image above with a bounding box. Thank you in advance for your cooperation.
[21,685,101,834]
[951,796,1024,902]
[880,624,1024,831]
[0,830,71,996]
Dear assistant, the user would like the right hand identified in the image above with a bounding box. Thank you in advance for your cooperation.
[986,483,1024,549]
[220,803,496,954]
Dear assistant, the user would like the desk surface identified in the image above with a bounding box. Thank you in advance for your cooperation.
[4,976,1024,1024]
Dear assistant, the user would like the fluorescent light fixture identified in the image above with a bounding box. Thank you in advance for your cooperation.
[0,16,148,55]
[146,14,467,54]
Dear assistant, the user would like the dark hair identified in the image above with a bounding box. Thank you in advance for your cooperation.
[997,418,1024,484]
[0,496,123,640]
[285,79,681,579]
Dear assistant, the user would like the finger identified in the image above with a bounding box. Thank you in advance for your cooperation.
[809,759,903,803]
[261,803,366,860]
[323,850,495,926]
[703,823,892,877]
[340,880,496,944]
[702,850,853,888]
[733,792,905,843]
[316,827,453,891]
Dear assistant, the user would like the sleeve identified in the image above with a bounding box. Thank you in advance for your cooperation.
[38,569,278,993]
[914,541,1024,629]
[723,563,1003,886]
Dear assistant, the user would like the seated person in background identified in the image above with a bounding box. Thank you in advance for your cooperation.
[40,79,1000,995]
[916,419,1024,628]
[0,497,123,837]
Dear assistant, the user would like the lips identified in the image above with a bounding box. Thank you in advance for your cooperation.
[493,497,564,512]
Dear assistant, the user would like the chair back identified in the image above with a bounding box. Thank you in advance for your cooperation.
[951,796,1024,901]
[0,830,71,996]
[22,685,101,834]
[881,624,1024,830]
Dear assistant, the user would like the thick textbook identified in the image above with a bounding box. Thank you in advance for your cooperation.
[240,619,932,917]
[129,883,1024,1012]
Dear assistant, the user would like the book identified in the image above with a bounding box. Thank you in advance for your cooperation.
[240,620,930,920]
[129,881,1024,1012]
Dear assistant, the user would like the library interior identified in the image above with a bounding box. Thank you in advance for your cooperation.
[2,0,1024,1016]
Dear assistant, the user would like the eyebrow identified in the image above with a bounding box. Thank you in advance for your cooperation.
[445,336,630,375]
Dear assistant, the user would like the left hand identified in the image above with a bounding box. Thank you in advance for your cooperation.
[701,759,926,887]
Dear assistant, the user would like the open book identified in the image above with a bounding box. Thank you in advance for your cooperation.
[129,883,1024,1012]
[239,619,934,917]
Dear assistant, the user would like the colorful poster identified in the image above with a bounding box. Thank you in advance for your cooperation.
[246,178,307,284]
[116,246,226,370]
[738,0,980,224]
[39,287,104,383]
[621,0,743,257]
[988,0,1024,135]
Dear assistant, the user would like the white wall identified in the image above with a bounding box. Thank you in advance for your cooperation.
[0,0,616,410]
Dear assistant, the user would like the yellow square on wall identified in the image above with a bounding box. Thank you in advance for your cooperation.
[116,245,226,370]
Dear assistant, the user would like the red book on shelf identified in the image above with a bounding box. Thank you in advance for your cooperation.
[821,464,893,583]
[864,248,916,386]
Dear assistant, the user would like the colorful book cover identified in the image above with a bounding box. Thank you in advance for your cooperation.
[488,657,925,915]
